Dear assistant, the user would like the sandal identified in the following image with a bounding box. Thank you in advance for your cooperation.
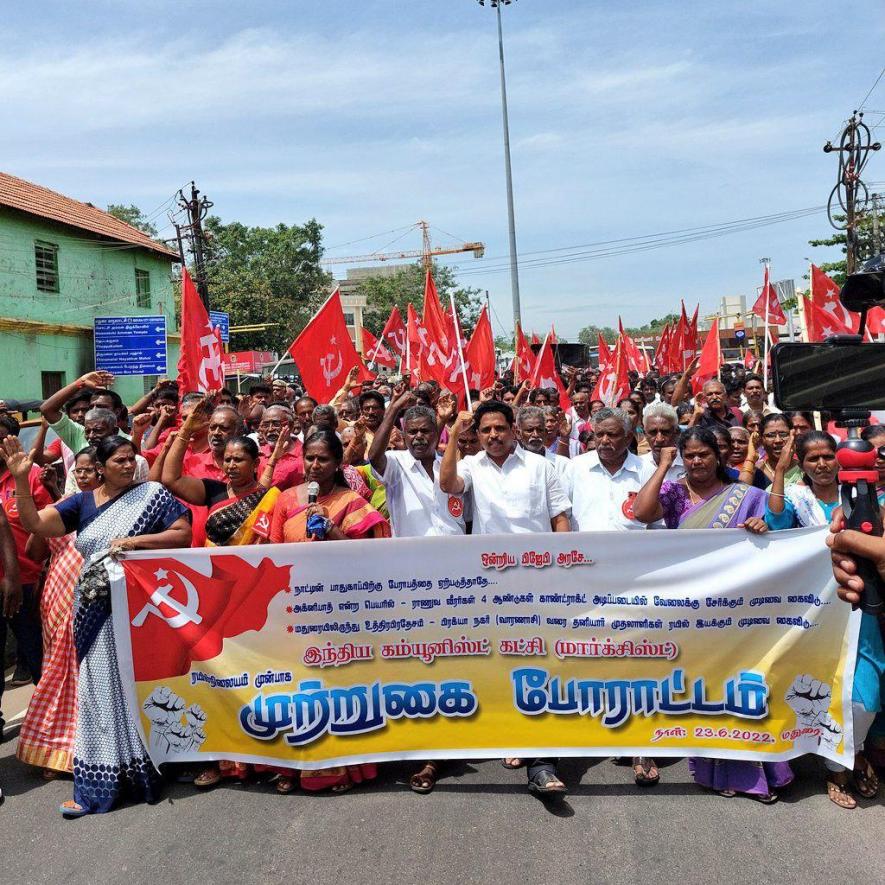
[501,758,525,770]
[826,773,857,809]
[527,770,567,796]
[853,757,879,799]
[193,767,222,789]
[750,792,778,804]
[331,782,354,794]
[409,762,440,794]
[276,777,297,795]
[632,756,660,787]
[59,800,88,818]
[42,768,60,781]
[717,790,737,798]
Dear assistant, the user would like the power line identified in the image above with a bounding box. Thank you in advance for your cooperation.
[858,66,885,111]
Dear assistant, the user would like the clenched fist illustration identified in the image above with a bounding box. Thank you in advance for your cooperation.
[785,675,831,726]
[143,687,207,757]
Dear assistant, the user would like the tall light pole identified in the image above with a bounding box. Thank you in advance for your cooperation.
[478,0,522,331]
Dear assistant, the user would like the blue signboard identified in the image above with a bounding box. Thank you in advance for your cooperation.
[93,316,168,376]
[209,310,230,343]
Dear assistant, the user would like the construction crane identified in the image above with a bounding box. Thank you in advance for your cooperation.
[323,220,485,272]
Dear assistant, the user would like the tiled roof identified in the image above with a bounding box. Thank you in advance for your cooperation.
[0,171,180,260]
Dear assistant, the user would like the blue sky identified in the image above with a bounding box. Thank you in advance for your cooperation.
[2,0,883,338]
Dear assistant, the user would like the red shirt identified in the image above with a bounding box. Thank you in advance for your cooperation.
[0,467,54,584]
[45,438,63,460]
[182,448,225,481]
[259,440,304,491]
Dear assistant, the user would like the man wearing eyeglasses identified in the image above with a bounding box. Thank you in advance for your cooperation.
[257,405,303,490]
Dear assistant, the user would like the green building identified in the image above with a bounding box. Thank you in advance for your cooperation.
[0,171,181,405]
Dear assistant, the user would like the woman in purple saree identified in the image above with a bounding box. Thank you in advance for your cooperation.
[634,427,793,803]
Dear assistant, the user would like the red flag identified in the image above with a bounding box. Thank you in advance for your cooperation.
[743,348,756,369]
[361,326,396,368]
[288,289,373,402]
[752,265,787,325]
[177,268,225,395]
[531,331,541,346]
[688,303,700,354]
[122,554,291,682]
[805,298,856,340]
[868,307,885,336]
[668,312,685,373]
[653,323,670,372]
[597,332,612,366]
[529,332,569,410]
[618,317,647,374]
[513,322,534,381]
[379,306,406,357]
[463,305,496,392]
[419,273,456,386]
[590,341,630,406]
[691,318,722,395]
[406,303,421,379]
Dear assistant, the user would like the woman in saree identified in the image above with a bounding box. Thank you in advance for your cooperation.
[3,435,191,816]
[633,427,792,803]
[17,448,100,778]
[764,430,883,809]
[162,425,287,789]
[269,428,389,794]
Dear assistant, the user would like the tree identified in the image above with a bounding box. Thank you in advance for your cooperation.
[106,204,159,238]
[202,216,332,354]
[358,262,485,338]
[577,313,679,345]
[808,212,878,285]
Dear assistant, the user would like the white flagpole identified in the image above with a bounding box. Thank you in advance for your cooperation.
[449,291,473,410]
[762,261,771,390]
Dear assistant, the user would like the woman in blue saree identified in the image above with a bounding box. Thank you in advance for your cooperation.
[4,435,191,816]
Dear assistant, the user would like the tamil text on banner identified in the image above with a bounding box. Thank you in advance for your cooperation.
[110,527,858,771]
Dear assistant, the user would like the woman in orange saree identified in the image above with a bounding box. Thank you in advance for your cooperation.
[269,429,389,793]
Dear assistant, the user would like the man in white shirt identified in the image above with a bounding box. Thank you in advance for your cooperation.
[570,405,663,789]
[515,405,572,500]
[440,402,571,536]
[440,400,570,798]
[570,407,656,532]
[640,401,684,484]
[367,390,464,797]
[367,391,465,537]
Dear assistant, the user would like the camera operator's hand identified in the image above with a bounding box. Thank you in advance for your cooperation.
[826,506,885,604]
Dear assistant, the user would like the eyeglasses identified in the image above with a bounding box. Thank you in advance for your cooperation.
[763,431,790,440]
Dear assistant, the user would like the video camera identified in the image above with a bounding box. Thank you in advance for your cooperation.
[771,254,885,615]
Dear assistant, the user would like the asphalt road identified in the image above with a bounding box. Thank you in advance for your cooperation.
[1,704,883,885]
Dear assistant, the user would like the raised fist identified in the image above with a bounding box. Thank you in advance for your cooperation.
[785,674,831,724]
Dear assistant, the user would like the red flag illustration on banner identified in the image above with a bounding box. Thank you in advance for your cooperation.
[513,322,534,381]
[752,265,787,326]
[463,305,496,392]
[122,555,291,681]
[590,341,630,406]
[379,306,407,358]
[177,268,225,395]
[597,332,612,366]
[691,318,723,395]
[361,326,396,368]
[529,332,570,410]
[288,289,374,402]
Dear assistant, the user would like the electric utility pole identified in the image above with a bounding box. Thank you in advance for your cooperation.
[175,182,214,309]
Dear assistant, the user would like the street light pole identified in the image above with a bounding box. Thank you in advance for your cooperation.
[480,0,522,331]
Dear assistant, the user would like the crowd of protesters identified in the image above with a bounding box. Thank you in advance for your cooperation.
[0,353,882,815]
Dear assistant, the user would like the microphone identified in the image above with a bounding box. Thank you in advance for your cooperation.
[306,481,320,539]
